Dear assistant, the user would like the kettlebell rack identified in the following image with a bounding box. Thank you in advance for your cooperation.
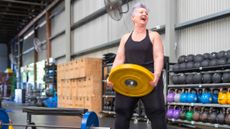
[167,59,230,128]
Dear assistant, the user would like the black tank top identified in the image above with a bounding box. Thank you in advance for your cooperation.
[124,30,154,72]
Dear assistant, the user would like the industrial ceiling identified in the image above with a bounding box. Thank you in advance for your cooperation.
[0,0,53,44]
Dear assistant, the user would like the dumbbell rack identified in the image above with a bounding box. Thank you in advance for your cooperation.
[167,63,230,128]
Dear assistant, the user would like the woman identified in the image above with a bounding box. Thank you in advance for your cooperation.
[107,2,167,129]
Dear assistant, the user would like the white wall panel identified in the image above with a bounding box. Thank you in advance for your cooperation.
[55,57,66,64]
[37,25,47,61]
[38,48,47,61]
[177,17,230,57]
[22,51,34,66]
[72,0,104,22]
[37,26,46,42]
[177,0,230,23]
[23,34,34,51]
[72,15,108,53]
[51,34,66,58]
[51,11,65,37]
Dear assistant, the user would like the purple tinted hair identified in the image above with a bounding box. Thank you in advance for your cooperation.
[131,2,148,16]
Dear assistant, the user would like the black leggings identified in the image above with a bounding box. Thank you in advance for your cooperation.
[114,77,167,129]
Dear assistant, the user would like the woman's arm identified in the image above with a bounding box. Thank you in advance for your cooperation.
[111,33,130,69]
[150,31,164,86]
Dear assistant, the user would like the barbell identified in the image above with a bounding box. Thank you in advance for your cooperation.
[108,64,154,97]
[0,109,110,129]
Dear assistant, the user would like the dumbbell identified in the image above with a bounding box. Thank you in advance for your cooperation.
[202,73,212,84]
[223,72,230,83]
[186,54,195,62]
[185,74,194,84]
[226,50,230,59]
[203,53,211,60]
[178,55,186,63]
[212,73,222,83]
[172,63,180,71]
[217,50,226,59]
[194,54,204,62]
[193,73,202,84]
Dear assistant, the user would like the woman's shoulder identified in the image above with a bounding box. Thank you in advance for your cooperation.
[148,30,161,41]
[122,32,131,39]
[120,32,131,43]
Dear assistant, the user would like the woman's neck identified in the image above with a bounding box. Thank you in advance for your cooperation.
[133,27,146,34]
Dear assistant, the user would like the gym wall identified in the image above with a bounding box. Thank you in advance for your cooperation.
[0,44,8,72]
[18,0,230,66]
[176,0,230,57]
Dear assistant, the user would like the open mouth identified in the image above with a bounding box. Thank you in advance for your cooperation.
[140,16,146,22]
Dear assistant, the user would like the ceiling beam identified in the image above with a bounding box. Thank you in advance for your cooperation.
[18,0,61,37]
[0,0,46,6]
[0,12,28,17]
[0,3,41,10]
[0,30,17,32]
[0,23,18,27]
[0,9,30,14]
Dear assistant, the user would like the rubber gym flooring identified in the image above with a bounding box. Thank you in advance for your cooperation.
[1,100,225,129]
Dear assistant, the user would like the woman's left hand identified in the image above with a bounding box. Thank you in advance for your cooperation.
[149,73,159,87]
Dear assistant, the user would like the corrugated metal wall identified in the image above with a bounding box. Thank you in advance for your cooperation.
[37,17,47,61]
[18,0,230,65]
[72,0,166,59]
[177,17,230,56]
[22,30,34,66]
[177,0,230,23]
[73,0,104,21]
[176,0,230,57]
[0,44,8,71]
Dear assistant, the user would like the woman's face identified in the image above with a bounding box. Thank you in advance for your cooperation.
[132,8,149,26]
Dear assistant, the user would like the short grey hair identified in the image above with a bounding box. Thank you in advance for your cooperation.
[131,2,148,16]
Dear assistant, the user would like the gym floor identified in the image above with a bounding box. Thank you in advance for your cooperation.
[1,100,223,129]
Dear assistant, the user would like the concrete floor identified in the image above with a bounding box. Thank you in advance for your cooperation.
[0,100,219,129]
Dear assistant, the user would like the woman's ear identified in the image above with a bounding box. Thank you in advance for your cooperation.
[131,15,135,23]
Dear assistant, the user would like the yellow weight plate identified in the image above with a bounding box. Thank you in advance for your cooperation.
[108,64,154,97]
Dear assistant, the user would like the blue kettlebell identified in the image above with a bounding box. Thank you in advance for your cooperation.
[197,89,203,103]
[212,89,219,103]
[201,88,212,104]
[187,88,198,103]
[180,89,188,103]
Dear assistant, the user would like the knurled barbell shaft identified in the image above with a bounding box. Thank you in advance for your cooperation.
[1,123,110,129]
